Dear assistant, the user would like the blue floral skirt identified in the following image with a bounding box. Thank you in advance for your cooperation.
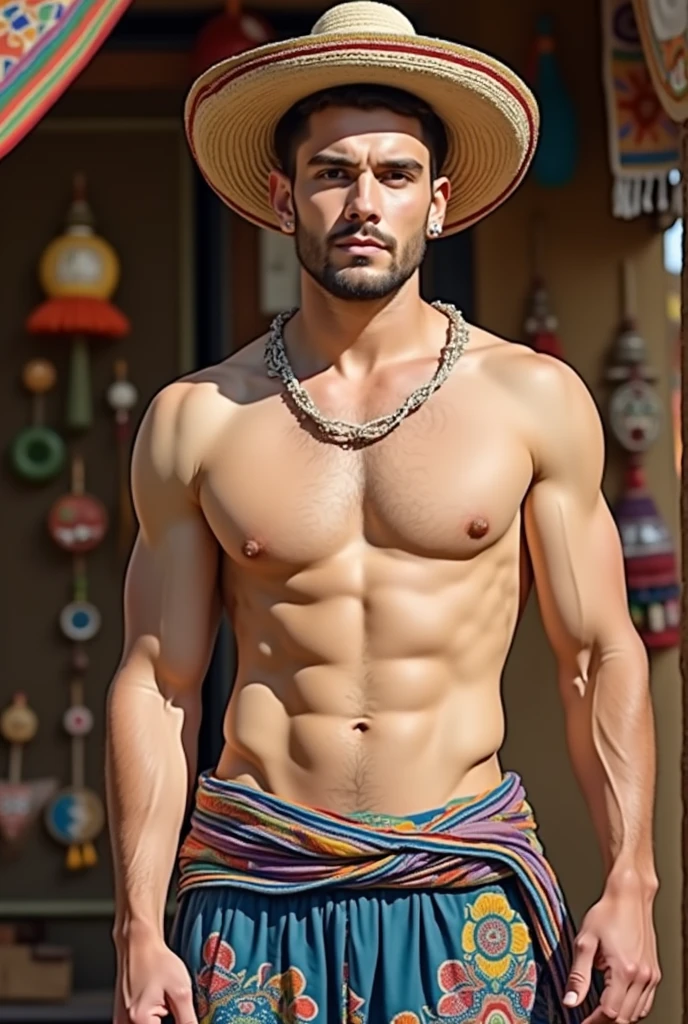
[171,878,564,1024]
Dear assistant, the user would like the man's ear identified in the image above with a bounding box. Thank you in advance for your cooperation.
[427,175,451,236]
[269,169,296,233]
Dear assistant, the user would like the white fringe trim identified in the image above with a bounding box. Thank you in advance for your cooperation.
[612,172,682,220]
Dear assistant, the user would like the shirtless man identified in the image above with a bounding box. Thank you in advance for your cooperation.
[106,5,659,1024]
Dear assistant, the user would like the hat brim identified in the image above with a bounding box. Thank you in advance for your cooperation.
[185,33,539,236]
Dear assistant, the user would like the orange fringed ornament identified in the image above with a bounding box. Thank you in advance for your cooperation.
[524,213,566,360]
[26,174,130,432]
[190,0,273,78]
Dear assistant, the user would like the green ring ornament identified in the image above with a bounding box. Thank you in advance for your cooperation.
[10,425,66,482]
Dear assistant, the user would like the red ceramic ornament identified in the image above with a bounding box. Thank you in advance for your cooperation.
[48,491,108,554]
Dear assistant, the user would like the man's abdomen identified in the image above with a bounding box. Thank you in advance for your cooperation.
[216,534,520,816]
[216,675,507,816]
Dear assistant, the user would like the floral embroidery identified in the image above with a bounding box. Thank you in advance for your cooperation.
[461,892,531,982]
[390,890,537,1024]
[193,889,540,1024]
[195,933,318,1024]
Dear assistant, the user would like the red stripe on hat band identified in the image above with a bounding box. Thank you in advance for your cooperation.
[188,38,537,232]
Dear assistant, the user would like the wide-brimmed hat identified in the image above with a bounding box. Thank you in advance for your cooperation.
[185,1,539,237]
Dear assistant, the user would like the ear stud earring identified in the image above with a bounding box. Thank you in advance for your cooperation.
[428,223,442,238]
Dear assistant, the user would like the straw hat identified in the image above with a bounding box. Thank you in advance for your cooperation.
[185,1,539,237]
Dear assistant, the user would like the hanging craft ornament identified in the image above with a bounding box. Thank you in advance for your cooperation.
[45,455,107,869]
[601,0,681,219]
[44,672,104,871]
[527,14,579,188]
[106,360,139,555]
[190,0,274,78]
[9,359,66,483]
[0,694,57,851]
[265,301,469,448]
[26,173,130,432]
[48,454,108,556]
[523,213,566,360]
[632,0,688,122]
[605,260,680,648]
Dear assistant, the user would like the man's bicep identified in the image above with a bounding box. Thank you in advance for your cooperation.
[120,388,221,696]
[522,359,634,664]
[524,483,630,665]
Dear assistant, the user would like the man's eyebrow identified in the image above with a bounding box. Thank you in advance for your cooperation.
[307,153,425,173]
[307,153,359,168]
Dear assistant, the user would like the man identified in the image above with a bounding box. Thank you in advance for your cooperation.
[106,3,660,1024]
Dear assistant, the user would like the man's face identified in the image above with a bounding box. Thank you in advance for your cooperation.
[271,106,448,302]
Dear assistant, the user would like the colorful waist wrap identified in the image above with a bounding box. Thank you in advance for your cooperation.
[178,770,598,1023]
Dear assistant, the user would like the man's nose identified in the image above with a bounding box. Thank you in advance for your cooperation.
[345,172,382,224]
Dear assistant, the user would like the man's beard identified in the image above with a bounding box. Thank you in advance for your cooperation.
[294,217,428,301]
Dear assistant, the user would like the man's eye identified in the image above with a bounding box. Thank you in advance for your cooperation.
[319,169,347,180]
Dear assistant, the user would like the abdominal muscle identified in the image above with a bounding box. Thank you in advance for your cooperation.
[214,536,520,817]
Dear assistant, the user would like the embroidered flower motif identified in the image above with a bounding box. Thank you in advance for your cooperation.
[272,966,318,1021]
[194,934,319,1024]
[390,898,537,1024]
[435,961,480,1017]
[461,893,530,980]
[479,994,526,1024]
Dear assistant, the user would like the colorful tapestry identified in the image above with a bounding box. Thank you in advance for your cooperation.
[601,0,681,218]
[632,0,688,121]
[0,0,132,161]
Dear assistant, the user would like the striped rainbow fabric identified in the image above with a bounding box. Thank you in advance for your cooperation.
[178,770,599,1024]
[0,0,132,161]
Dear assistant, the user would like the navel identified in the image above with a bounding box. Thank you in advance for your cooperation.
[242,538,263,558]
[467,517,490,540]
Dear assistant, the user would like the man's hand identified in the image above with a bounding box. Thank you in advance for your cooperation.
[114,930,198,1024]
[563,884,660,1024]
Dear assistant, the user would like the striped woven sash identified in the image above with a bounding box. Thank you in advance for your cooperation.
[178,770,597,1023]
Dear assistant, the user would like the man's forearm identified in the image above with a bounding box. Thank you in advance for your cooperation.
[561,632,657,893]
[106,665,200,942]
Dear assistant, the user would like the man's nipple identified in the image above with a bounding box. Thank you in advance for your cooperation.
[467,517,490,540]
[242,538,264,558]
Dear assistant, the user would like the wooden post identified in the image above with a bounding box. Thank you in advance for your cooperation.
[681,118,688,1024]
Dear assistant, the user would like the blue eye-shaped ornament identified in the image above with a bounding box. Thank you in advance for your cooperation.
[59,602,102,642]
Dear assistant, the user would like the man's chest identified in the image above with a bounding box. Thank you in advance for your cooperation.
[199,384,533,568]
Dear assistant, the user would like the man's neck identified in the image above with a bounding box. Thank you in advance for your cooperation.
[286,275,439,380]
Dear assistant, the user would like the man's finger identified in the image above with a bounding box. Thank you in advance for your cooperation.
[129,998,167,1024]
[614,981,646,1024]
[565,934,598,1008]
[599,960,637,1022]
[638,976,660,1019]
[166,986,198,1024]
[581,1006,617,1024]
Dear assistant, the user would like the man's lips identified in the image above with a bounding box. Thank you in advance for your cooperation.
[334,236,387,252]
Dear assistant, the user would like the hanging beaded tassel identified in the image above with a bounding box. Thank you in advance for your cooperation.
[44,456,107,867]
[605,261,680,648]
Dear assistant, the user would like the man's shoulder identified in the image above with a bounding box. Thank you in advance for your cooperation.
[147,332,270,421]
[473,327,598,420]
[471,328,604,478]
[135,333,271,475]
